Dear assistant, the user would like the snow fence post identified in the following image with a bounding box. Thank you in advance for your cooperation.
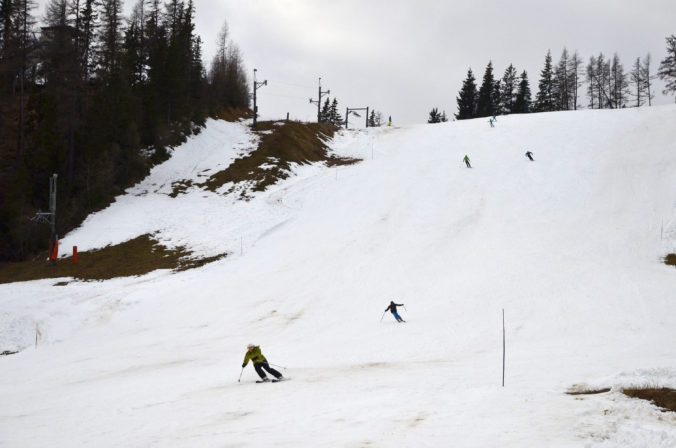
[502,309,505,387]
[35,323,41,349]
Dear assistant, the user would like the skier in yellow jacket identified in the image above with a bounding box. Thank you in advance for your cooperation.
[242,344,283,382]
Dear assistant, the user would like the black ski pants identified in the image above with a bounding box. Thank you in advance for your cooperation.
[254,362,282,380]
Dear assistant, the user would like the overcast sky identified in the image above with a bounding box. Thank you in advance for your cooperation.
[38,0,676,125]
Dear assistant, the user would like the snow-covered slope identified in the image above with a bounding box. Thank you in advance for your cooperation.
[2,106,676,447]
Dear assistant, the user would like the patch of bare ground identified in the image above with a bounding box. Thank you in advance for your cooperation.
[0,234,226,284]
[566,387,612,396]
[622,388,676,412]
[199,121,360,198]
[665,254,676,267]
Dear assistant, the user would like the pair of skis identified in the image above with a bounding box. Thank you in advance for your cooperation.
[256,378,287,383]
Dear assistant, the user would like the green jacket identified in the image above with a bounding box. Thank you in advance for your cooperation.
[242,346,267,367]
[463,155,470,162]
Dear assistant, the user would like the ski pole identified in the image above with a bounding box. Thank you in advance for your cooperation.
[238,367,244,382]
[269,363,287,370]
[403,305,408,312]
[380,311,386,322]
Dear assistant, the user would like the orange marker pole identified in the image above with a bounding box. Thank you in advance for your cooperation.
[73,246,78,264]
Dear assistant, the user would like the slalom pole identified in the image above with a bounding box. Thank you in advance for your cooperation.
[380,311,386,322]
[502,309,505,387]
[238,367,244,382]
[269,363,287,370]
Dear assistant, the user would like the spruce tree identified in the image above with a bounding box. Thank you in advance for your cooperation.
[329,98,342,125]
[500,64,517,114]
[97,0,124,80]
[553,48,570,110]
[455,68,477,120]
[491,80,501,115]
[475,61,495,117]
[513,70,531,114]
[534,50,555,112]
[320,98,330,123]
[427,107,441,123]
[658,34,676,100]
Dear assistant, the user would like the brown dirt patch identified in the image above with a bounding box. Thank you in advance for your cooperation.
[665,254,676,267]
[0,234,226,284]
[623,387,676,412]
[199,121,360,198]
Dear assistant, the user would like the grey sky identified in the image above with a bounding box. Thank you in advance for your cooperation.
[37,0,676,125]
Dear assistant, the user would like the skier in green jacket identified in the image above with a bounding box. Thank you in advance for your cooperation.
[463,155,471,168]
[242,344,283,382]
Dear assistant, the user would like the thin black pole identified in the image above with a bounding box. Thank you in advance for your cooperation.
[502,309,505,387]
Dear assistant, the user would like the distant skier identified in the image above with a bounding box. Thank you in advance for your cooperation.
[463,154,471,168]
[525,151,534,161]
[242,344,283,382]
[388,116,392,126]
[488,118,494,128]
[385,301,406,323]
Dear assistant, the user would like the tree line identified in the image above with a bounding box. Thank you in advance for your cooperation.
[0,0,249,261]
[446,36,676,121]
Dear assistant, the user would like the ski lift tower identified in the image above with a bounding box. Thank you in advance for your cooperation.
[309,77,330,123]
[252,68,267,128]
[31,173,58,257]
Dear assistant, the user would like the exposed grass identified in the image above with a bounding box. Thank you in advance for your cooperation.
[566,387,611,395]
[0,234,226,284]
[170,179,194,198]
[214,107,252,122]
[665,254,676,267]
[622,387,676,412]
[200,121,360,197]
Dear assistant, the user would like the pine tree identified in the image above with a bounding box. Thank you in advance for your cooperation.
[641,53,654,106]
[475,61,496,117]
[534,50,555,112]
[567,51,583,110]
[368,109,376,127]
[329,98,342,125]
[658,34,676,100]
[500,64,517,114]
[586,55,598,109]
[69,0,99,81]
[595,53,610,108]
[554,48,569,110]
[629,57,645,107]
[320,98,330,123]
[608,53,628,108]
[97,0,124,80]
[123,0,146,87]
[491,79,501,115]
[455,68,477,120]
[513,70,531,114]
[427,107,441,123]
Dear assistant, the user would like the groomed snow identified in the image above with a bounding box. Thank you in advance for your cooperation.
[2,106,676,447]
